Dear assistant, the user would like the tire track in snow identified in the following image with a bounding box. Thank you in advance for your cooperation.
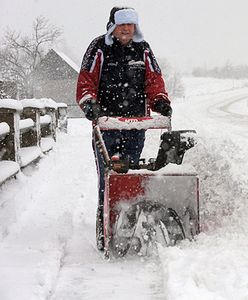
[49,194,167,300]
[45,241,69,300]
[207,94,248,131]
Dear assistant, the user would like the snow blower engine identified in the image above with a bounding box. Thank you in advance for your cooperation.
[96,127,196,174]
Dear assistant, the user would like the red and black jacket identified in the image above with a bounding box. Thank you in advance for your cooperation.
[76,35,169,117]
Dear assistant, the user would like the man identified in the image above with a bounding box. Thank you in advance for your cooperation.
[76,7,172,250]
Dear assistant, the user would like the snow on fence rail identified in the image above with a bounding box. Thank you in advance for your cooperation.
[0,122,10,138]
[0,98,68,185]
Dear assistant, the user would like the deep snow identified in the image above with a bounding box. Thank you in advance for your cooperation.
[0,77,248,299]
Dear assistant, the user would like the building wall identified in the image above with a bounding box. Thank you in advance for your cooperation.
[33,78,83,118]
[32,49,83,118]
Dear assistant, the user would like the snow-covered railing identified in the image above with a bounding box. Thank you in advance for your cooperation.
[38,99,57,152]
[20,118,35,132]
[0,98,68,185]
[0,122,10,140]
[40,115,52,125]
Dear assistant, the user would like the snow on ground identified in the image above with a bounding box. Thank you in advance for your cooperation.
[0,76,248,299]
[0,119,165,300]
[0,120,97,299]
[159,77,248,300]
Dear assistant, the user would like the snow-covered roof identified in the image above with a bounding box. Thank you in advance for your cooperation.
[53,49,80,73]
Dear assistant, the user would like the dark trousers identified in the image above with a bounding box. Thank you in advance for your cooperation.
[92,129,145,207]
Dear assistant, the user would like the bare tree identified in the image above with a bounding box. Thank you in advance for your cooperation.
[0,88,8,99]
[158,58,185,100]
[0,16,62,98]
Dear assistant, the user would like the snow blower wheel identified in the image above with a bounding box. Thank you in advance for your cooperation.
[110,201,186,257]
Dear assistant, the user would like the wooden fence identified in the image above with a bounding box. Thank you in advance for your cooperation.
[0,98,68,185]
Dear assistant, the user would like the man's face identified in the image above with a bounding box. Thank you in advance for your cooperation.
[112,24,135,45]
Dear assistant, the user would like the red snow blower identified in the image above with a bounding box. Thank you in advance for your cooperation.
[94,116,199,258]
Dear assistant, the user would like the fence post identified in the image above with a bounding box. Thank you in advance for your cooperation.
[0,100,22,164]
[57,103,68,133]
[39,99,57,142]
[20,99,43,148]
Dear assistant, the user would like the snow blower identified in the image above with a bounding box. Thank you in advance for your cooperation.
[94,116,199,258]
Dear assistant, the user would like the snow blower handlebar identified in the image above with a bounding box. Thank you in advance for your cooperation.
[96,115,172,131]
[93,115,172,173]
[93,116,197,173]
[93,125,111,167]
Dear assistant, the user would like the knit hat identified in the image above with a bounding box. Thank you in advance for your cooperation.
[105,7,144,45]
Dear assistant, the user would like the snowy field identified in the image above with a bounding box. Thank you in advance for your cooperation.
[0,76,248,299]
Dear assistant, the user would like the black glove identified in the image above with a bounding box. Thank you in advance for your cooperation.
[154,98,172,117]
[82,98,101,121]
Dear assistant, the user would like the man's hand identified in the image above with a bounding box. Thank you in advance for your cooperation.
[81,98,101,121]
[154,98,172,117]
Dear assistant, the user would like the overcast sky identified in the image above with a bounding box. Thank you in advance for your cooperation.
[1,0,248,72]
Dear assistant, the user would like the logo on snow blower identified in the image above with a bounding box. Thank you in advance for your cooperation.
[124,119,139,123]
[119,117,152,123]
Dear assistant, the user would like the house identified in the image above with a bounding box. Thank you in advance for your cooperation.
[32,49,83,118]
